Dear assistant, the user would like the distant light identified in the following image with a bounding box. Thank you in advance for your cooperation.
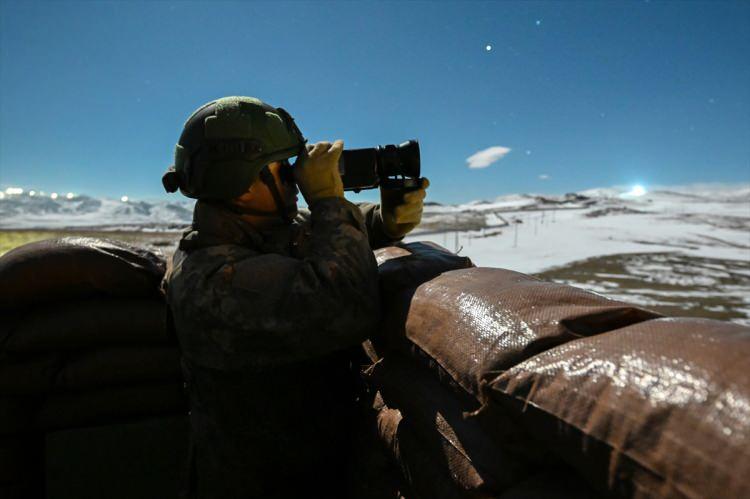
[485,44,492,51]
[0,192,4,200]
[121,195,129,202]
[535,19,542,26]
[66,192,75,199]
[50,192,58,199]
[628,185,647,197]
[5,187,23,195]
[538,174,550,180]
[29,190,36,196]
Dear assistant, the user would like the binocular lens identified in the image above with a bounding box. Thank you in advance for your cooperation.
[338,140,420,192]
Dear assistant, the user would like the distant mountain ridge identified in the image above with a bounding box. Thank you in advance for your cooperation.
[0,194,195,230]
[0,184,747,231]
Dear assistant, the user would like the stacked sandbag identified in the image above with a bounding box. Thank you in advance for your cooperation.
[479,317,750,498]
[0,237,186,498]
[373,241,474,355]
[369,384,597,499]
[0,237,165,309]
[370,243,662,497]
[366,357,533,496]
[378,265,661,399]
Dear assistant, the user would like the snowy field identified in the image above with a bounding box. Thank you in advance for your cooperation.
[405,184,750,324]
[407,184,749,274]
[2,184,748,323]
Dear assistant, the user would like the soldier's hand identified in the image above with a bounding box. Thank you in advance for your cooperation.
[294,140,345,205]
[380,178,430,239]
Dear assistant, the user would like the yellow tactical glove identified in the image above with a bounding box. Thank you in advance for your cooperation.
[380,178,430,239]
[294,140,345,205]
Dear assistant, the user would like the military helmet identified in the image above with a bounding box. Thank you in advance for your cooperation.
[162,96,306,200]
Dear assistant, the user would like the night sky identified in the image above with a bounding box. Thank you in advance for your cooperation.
[1,1,748,203]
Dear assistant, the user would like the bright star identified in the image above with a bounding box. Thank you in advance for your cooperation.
[485,44,492,52]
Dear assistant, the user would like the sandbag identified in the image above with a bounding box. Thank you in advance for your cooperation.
[0,397,37,436]
[0,237,165,311]
[0,434,44,499]
[387,267,659,398]
[497,470,598,499]
[37,382,187,431]
[367,356,533,494]
[374,241,473,361]
[375,401,481,499]
[482,317,750,499]
[375,241,474,294]
[2,298,171,352]
[0,353,63,395]
[55,346,182,391]
[0,347,182,396]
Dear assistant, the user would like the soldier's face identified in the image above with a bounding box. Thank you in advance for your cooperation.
[232,161,299,218]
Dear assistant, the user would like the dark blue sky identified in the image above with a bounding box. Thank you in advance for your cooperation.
[1,0,748,203]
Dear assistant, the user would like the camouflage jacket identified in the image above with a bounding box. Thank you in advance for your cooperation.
[165,197,394,371]
[163,197,396,497]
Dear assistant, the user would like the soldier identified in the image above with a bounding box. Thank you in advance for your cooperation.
[162,96,428,498]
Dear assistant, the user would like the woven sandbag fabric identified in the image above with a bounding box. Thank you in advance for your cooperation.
[0,434,44,499]
[368,356,532,494]
[375,401,486,499]
[401,267,660,398]
[374,241,474,294]
[373,242,474,358]
[0,347,184,438]
[483,317,750,498]
[496,470,599,499]
[2,299,170,352]
[0,237,166,310]
[36,382,187,431]
[374,245,413,266]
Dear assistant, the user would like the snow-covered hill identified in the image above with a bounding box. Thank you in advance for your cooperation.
[407,184,750,274]
[0,194,195,230]
[1,184,748,274]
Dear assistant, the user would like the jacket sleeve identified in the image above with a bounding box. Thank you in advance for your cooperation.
[356,202,403,249]
[173,198,380,371]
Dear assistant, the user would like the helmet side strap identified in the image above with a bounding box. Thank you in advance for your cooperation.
[258,165,293,225]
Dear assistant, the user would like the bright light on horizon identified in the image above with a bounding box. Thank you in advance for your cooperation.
[121,195,129,202]
[29,190,36,196]
[50,192,58,199]
[627,184,647,197]
[66,192,75,199]
[5,187,23,195]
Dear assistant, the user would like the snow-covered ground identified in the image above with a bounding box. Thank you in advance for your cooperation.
[2,183,749,323]
[0,194,195,231]
[1,184,748,274]
[407,184,750,274]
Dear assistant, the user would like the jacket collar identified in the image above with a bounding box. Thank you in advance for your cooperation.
[179,201,296,253]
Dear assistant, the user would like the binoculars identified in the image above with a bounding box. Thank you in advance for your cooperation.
[338,140,421,192]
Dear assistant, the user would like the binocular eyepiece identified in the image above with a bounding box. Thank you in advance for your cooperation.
[338,140,421,192]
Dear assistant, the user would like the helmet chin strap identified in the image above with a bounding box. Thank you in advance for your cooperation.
[258,165,294,225]
[229,108,307,225]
